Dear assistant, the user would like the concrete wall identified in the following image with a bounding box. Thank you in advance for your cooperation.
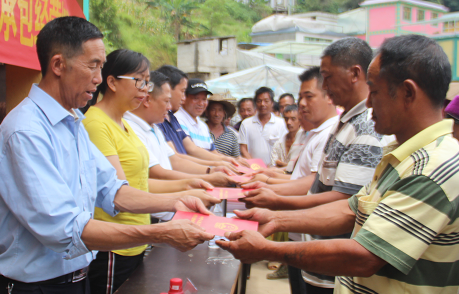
[177,37,237,81]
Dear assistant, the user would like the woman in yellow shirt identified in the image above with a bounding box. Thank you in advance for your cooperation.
[83,49,217,294]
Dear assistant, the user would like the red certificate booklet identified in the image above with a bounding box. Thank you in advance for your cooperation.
[206,188,253,199]
[173,211,259,236]
[236,158,267,174]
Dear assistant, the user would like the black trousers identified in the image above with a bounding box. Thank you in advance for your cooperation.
[0,275,89,294]
[88,251,144,294]
[288,265,334,294]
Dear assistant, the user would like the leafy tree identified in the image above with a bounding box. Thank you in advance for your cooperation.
[199,0,231,35]
[295,0,341,13]
[90,0,124,52]
[146,0,202,40]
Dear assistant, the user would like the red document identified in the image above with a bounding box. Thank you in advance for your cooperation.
[173,211,259,236]
[206,188,253,199]
[236,158,267,174]
[230,175,252,183]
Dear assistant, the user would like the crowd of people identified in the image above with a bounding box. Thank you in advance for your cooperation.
[0,15,458,294]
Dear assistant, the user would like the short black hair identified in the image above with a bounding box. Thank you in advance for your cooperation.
[156,65,188,89]
[322,37,373,76]
[36,16,103,76]
[299,66,323,85]
[237,98,255,109]
[81,49,149,113]
[150,70,170,96]
[254,87,274,103]
[273,102,279,112]
[279,93,295,104]
[284,104,298,113]
[378,35,451,108]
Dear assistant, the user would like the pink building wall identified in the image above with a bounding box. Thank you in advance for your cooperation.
[369,7,397,32]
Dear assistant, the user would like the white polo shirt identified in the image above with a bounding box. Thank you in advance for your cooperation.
[291,116,339,180]
[239,113,287,165]
[124,112,175,170]
[175,107,216,151]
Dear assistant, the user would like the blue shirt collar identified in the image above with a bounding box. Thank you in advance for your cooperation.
[28,84,85,126]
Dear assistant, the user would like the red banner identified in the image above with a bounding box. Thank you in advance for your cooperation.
[0,0,85,71]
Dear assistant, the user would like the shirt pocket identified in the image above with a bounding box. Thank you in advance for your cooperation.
[352,195,379,238]
[321,160,338,186]
[268,135,280,147]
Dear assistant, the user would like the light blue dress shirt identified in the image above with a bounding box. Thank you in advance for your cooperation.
[0,84,127,282]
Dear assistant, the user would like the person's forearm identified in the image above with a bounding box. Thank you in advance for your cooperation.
[82,219,165,251]
[270,174,315,196]
[265,239,384,277]
[274,199,355,235]
[274,190,351,210]
[175,152,219,166]
[187,143,225,161]
[170,156,208,174]
[147,178,192,193]
[266,178,291,185]
[115,185,181,213]
[240,145,252,159]
[149,166,202,181]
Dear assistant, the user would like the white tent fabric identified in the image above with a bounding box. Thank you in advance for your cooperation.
[206,64,306,100]
[236,49,292,70]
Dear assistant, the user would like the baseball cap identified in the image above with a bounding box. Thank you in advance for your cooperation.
[186,78,213,96]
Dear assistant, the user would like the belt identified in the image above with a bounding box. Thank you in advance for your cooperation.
[1,267,88,285]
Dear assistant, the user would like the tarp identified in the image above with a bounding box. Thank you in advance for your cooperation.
[206,63,306,100]
[0,0,86,71]
[251,41,329,56]
[236,49,292,70]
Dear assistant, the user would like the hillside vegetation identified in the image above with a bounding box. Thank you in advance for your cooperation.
[89,0,458,68]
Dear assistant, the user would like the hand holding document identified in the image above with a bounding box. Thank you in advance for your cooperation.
[173,211,259,236]
[235,158,267,174]
[206,188,254,199]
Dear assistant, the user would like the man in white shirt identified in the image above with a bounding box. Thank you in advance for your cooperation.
[124,72,235,188]
[239,87,287,165]
[175,79,216,151]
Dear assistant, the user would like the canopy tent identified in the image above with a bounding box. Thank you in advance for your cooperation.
[236,49,293,70]
[206,64,306,100]
[251,41,330,56]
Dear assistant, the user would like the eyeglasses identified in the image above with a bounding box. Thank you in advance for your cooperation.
[116,76,154,92]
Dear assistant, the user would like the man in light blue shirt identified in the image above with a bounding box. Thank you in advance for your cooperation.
[0,17,215,294]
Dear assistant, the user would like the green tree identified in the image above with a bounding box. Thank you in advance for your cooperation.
[199,0,231,36]
[146,0,201,40]
[295,0,341,13]
[90,0,124,52]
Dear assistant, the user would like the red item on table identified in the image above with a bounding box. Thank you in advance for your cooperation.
[168,277,183,294]
[246,158,267,170]
[172,211,259,236]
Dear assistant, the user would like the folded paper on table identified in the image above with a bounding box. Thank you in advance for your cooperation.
[206,188,254,199]
[173,211,259,236]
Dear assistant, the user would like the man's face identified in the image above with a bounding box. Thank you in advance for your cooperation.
[284,110,300,133]
[239,100,255,120]
[255,92,273,116]
[183,92,208,118]
[206,102,225,125]
[320,56,352,108]
[170,78,187,112]
[366,55,403,135]
[298,78,332,127]
[149,83,172,124]
[279,96,295,115]
[59,38,105,110]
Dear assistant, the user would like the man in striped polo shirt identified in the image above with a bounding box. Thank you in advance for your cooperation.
[218,35,459,294]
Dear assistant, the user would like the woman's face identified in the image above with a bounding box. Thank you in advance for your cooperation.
[113,68,150,112]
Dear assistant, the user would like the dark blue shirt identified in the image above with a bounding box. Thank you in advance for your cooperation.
[157,110,188,154]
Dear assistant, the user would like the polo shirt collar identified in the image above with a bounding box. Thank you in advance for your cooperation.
[389,120,453,162]
[253,113,275,124]
[123,111,151,132]
[340,99,367,124]
[29,84,82,126]
[310,115,339,133]
[178,107,198,126]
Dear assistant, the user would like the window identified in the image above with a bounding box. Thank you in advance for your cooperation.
[432,12,438,27]
[304,37,332,43]
[417,10,424,22]
[443,21,457,33]
[219,38,228,55]
[403,7,411,21]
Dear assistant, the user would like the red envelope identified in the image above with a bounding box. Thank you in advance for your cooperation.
[173,211,259,236]
[246,159,267,170]
[230,175,252,183]
[206,188,254,199]
[236,165,255,174]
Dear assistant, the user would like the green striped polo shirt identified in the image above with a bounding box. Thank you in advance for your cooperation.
[336,119,459,294]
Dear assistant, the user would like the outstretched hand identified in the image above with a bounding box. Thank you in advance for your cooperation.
[174,195,213,215]
[232,208,278,237]
[239,188,281,210]
[161,219,214,252]
[216,230,272,264]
